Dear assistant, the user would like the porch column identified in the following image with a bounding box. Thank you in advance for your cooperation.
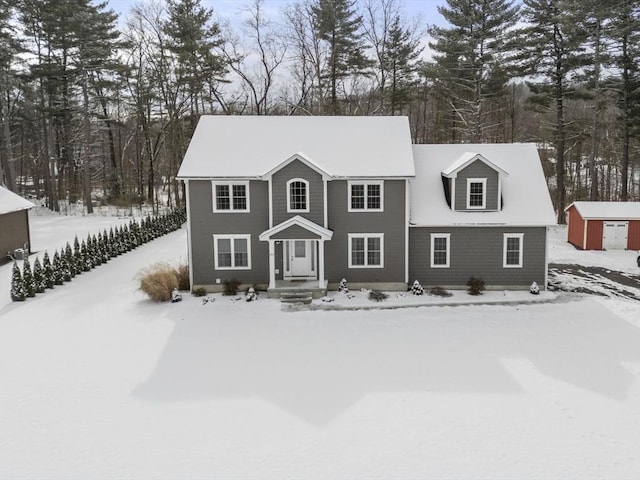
[318,240,326,288]
[268,240,276,289]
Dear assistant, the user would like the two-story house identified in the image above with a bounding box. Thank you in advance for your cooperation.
[177,116,556,296]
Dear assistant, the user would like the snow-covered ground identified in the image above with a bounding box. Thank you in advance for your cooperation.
[0,214,638,479]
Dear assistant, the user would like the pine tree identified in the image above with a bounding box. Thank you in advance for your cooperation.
[410,280,424,295]
[42,251,54,289]
[61,246,72,282]
[80,239,92,271]
[312,0,372,113]
[10,262,26,301]
[22,257,35,297]
[32,257,45,293]
[428,0,520,142]
[64,242,76,278]
[52,250,64,285]
[73,236,83,274]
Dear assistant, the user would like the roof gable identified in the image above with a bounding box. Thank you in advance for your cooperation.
[259,215,333,241]
[177,116,415,179]
[262,153,332,180]
[442,152,509,178]
[0,186,35,215]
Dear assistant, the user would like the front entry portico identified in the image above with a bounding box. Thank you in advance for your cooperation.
[259,215,333,292]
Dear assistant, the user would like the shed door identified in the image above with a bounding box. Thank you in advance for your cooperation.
[602,221,628,250]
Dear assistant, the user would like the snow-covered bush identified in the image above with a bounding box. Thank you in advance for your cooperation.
[42,252,54,289]
[171,288,182,303]
[429,286,453,297]
[245,287,258,302]
[466,276,485,295]
[21,257,35,298]
[369,290,388,302]
[32,257,45,294]
[10,262,26,302]
[410,280,424,295]
[52,251,64,285]
[338,278,349,293]
[530,281,540,295]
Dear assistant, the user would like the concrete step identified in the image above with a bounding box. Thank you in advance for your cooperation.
[280,291,313,304]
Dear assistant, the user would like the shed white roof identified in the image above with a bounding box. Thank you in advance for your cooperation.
[0,186,34,215]
[411,144,556,226]
[177,116,415,179]
[567,201,640,220]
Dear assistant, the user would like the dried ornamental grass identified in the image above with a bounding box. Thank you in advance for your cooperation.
[137,262,179,302]
[175,264,190,291]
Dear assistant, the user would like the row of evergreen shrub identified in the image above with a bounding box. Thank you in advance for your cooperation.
[10,209,186,302]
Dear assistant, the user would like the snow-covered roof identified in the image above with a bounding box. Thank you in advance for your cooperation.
[441,151,508,178]
[411,144,556,226]
[0,185,34,215]
[177,116,415,179]
[566,201,640,220]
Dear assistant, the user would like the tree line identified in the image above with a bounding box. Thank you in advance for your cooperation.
[0,0,638,223]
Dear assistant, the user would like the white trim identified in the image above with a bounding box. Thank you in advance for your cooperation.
[185,180,194,289]
[347,180,384,212]
[286,178,310,213]
[503,233,524,268]
[583,219,588,250]
[213,234,252,270]
[323,179,328,228]
[268,179,273,228]
[466,178,487,209]
[212,181,250,213]
[442,152,509,178]
[404,179,409,283]
[430,233,451,268]
[348,233,384,268]
[259,215,333,241]
[268,240,276,288]
[261,153,332,180]
[450,177,456,210]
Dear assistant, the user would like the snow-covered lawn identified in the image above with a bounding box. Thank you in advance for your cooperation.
[0,214,639,479]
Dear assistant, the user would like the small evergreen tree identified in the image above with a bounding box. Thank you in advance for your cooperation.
[92,234,102,266]
[64,242,76,278]
[10,262,26,301]
[52,251,64,285]
[22,257,36,297]
[80,239,92,271]
[33,257,46,293]
[410,280,424,295]
[42,251,54,289]
[338,278,349,293]
[73,236,83,274]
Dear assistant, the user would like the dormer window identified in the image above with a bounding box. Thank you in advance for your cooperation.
[287,178,309,212]
[467,178,487,209]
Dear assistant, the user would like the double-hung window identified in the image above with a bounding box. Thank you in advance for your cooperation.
[214,234,251,270]
[430,233,450,268]
[348,181,383,212]
[213,181,249,212]
[503,233,523,268]
[466,178,487,209]
[287,178,309,212]
[348,233,384,268]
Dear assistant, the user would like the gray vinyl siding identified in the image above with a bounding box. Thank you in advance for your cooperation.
[188,179,269,285]
[272,160,324,225]
[0,210,31,265]
[325,179,406,283]
[455,160,500,211]
[409,226,547,288]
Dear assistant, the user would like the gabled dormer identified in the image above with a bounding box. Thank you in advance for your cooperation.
[441,152,508,212]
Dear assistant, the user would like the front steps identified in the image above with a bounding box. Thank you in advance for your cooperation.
[279,291,314,304]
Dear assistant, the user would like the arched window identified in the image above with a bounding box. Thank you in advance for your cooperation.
[287,178,309,212]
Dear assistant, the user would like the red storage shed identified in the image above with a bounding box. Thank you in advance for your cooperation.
[565,201,640,250]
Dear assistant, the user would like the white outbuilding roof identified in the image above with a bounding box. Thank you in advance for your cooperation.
[410,143,556,227]
[177,116,415,179]
[0,185,35,215]
[567,201,640,220]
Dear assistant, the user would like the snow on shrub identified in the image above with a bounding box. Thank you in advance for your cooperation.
[338,278,349,293]
[410,280,424,295]
[10,262,26,302]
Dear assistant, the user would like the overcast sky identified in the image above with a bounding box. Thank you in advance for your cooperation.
[105,0,449,28]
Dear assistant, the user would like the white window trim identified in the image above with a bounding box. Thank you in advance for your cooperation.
[286,178,310,213]
[213,234,251,270]
[348,233,384,268]
[430,233,451,268]
[212,181,250,213]
[503,233,524,268]
[347,180,384,212]
[466,178,487,209]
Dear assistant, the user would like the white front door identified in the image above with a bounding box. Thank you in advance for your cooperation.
[602,222,628,250]
[285,240,316,278]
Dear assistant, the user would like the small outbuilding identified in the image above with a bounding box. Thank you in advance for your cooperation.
[0,185,35,265]
[565,201,640,250]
